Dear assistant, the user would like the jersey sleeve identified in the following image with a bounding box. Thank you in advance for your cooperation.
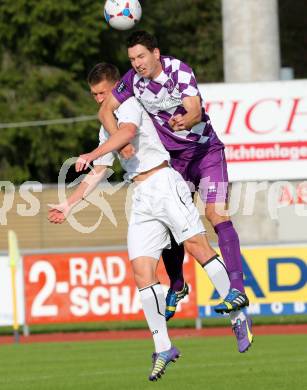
[175,61,201,99]
[112,69,135,104]
[115,97,142,128]
[93,126,115,167]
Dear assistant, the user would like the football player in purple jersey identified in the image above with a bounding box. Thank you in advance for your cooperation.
[98,31,253,352]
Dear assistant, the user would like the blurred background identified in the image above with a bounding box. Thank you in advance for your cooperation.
[0,0,306,248]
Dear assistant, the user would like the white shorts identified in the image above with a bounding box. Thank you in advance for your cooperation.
[127,167,205,260]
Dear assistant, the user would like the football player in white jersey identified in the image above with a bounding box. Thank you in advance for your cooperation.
[48,63,247,381]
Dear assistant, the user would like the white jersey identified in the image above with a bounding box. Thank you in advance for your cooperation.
[93,97,170,181]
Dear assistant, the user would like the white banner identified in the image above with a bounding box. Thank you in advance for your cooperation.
[0,257,25,326]
[199,80,307,181]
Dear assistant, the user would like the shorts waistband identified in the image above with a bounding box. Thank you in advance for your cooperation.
[133,161,169,183]
[133,166,172,189]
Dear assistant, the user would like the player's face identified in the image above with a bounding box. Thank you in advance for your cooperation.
[128,44,162,79]
[90,80,115,105]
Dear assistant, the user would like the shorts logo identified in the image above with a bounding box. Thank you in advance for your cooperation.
[208,185,217,193]
[152,330,158,335]
[116,81,126,93]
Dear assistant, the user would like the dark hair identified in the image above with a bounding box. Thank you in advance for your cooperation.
[126,30,158,52]
[87,63,120,85]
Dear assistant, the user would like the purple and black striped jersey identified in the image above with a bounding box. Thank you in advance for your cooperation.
[112,56,224,156]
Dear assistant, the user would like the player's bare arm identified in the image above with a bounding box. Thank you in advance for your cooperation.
[48,165,108,223]
[76,123,137,172]
[169,96,202,131]
[99,93,120,134]
[99,94,135,158]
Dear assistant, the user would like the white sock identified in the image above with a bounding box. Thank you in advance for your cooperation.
[203,255,246,325]
[139,283,171,353]
[203,255,230,298]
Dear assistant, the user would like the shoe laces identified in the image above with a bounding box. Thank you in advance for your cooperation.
[166,289,181,305]
[151,353,168,375]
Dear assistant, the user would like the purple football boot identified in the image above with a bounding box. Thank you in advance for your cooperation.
[149,346,181,381]
[232,317,254,353]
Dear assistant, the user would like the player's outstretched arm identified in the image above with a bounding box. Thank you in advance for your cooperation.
[48,165,108,223]
[75,123,137,172]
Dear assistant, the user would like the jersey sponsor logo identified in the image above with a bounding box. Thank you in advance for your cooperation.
[116,81,126,94]
[139,95,182,112]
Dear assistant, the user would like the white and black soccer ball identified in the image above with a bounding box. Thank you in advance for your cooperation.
[104,0,142,31]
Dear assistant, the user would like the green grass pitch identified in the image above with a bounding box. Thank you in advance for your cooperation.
[0,334,306,390]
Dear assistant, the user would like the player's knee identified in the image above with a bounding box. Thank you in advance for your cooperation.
[184,235,216,264]
[205,206,229,226]
[133,269,157,289]
[183,238,199,256]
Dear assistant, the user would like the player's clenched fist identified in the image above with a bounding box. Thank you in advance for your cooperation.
[168,114,186,131]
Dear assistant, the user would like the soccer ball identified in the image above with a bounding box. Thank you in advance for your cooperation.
[104,0,142,31]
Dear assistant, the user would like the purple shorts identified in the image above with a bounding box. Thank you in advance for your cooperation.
[170,148,229,203]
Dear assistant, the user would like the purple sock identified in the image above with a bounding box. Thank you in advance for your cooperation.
[214,220,245,293]
[161,233,185,291]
